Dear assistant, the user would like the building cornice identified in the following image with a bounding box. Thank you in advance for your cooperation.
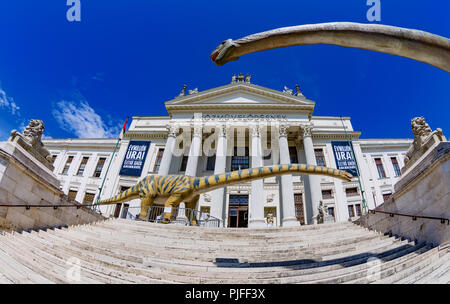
[42,138,118,150]
[124,131,168,140]
[312,131,361,141]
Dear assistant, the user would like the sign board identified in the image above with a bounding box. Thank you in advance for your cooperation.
[119,141,151,177]
[331,141,358,176]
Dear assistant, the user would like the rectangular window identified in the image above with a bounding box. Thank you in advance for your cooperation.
[93,157,106,178]
[294,193,305,225]
[289,147,298,164]
[206,155,216,171]
[76,157,89,176]
[179,155,189,172]
[345,187,359,197]
[314,149,326,167]
[61,156,74,175]
[383,193,392,202]
[327,207,335,217]
[68,190,78,202]
[83,192,95,205]
[355,204,362,216]
[229,195,249,206]
[153,149,164,172]
[348,205,355,218]
[322,189,333,199]
[375,158,386,179]
[51,155,57,164]
[391,157,401,177]
[231,147,249,170]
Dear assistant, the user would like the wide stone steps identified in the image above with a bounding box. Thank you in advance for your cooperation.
[0,218,447,283]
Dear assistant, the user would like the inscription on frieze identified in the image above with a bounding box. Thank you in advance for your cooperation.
[199,114,287,121]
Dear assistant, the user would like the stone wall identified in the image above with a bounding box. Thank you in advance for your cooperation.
[357,142,449,246]
[0,141,104,232]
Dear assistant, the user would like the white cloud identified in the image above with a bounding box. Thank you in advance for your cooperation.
[52,100,120,138]
[0,88,20,115]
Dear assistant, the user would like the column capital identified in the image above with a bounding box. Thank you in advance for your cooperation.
[192,124,203,138]
[278,124,289,138]
[217,123,229,138]
[300,123,314,138]
[166,124,179,137]
[249,124,261,138]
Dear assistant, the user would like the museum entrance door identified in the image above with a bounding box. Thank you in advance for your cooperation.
[228,195,248,228]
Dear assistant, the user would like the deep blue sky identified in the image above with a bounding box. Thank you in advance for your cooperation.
[0,1,448,140]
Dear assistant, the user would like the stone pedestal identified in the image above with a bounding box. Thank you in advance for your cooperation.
[0,140,104,232]
[358,142,449,245]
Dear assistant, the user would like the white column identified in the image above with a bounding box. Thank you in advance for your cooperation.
[278,125,300,227]
[185,125,202,177]
[301,124,322,225]
[178,124,203,220]
[158,124,179,176]
[210,124,227,226]
[249,124,266,228]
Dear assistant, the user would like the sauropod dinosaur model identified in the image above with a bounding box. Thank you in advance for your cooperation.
[98,164,353,222]
[210,22,450,72]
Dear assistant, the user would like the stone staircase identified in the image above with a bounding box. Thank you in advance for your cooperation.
[0,218,448,284]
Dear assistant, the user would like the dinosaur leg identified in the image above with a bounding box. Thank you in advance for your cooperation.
[162,194,184,223]
[138,196,155,220]
[185,195,200,225]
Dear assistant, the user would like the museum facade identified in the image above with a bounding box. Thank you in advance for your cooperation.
[43,75,412,228]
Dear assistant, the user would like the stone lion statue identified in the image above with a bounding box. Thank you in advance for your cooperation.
[411,117,432,146]
[404,117,445,167]
[10,120,52,162]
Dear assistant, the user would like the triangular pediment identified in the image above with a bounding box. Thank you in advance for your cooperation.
[165,83,315,115]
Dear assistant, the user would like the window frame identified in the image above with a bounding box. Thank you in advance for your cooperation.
[391,157,401,177]
[76,156,89,176]
[314,149,326,167]
[93,157,106,178]
[375,158,387,179]
[61,156,74,175]
[153,148,165,172]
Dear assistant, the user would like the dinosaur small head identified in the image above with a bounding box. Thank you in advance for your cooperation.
[210,39,239,66]
[343,171,354,181]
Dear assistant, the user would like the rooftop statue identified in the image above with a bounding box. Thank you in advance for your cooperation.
[178,84,187,97]
[210,22,450,72]
[283,86,293,95]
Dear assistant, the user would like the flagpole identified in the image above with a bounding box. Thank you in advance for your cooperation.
[93,117,128,212]
[340,116,368,215]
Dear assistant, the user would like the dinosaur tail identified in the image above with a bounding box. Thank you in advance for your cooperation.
[193,164,353,194]
[98,184,141,205]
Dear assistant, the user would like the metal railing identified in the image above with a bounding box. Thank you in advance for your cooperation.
[369,209,449,225]
[124,205,222,227]
[0,202,222,227]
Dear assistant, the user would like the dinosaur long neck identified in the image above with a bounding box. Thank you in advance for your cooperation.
[192,164,350,194]
[98,183,141,205]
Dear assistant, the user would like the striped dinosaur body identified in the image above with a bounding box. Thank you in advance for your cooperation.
[99,164,353,222]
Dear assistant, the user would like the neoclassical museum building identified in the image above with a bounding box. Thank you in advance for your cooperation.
[43,75,412,228]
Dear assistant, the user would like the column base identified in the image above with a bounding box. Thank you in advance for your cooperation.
[281,217,300,227]
[248,218,267,228]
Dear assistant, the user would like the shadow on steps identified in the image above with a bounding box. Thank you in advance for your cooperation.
[213,242,429,269]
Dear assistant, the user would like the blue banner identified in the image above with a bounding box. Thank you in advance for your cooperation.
[331,141,358,176]
[119,141,151,177]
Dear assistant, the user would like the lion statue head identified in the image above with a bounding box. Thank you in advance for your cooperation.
[22,120,45,145]
[411,117,432,146]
